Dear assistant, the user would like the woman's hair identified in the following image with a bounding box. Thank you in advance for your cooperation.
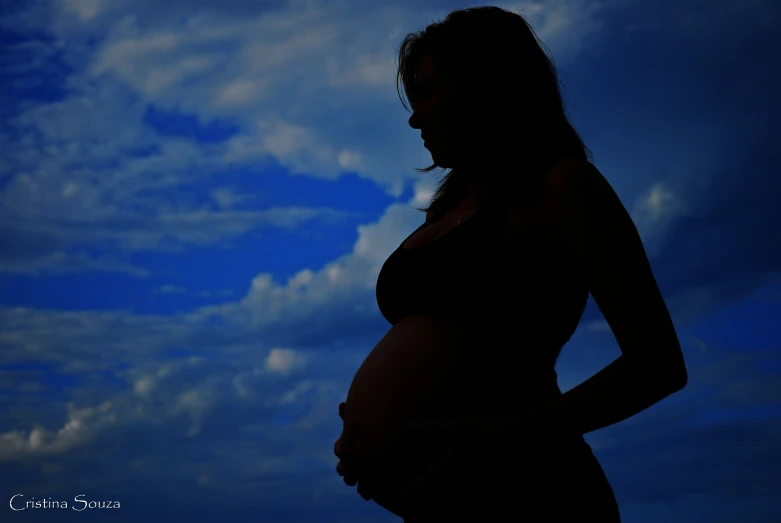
[395,6,592,214]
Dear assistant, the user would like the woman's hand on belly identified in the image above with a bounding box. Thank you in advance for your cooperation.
[335,402,359,487]
[338,409,463,516]
[337,317,536,514]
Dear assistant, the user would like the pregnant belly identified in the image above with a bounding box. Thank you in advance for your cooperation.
[341,317,543,515]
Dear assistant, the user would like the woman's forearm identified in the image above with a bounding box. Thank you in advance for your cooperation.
[527,354,687,436]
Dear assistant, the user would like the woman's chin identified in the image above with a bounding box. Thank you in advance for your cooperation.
[346,455,408,515]
[371,493,403,517]
[432,152,458,169]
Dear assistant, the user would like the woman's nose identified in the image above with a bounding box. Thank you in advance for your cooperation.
[408,111,423,130]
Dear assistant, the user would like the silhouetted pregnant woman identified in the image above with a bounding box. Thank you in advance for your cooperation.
[334,7,688,522]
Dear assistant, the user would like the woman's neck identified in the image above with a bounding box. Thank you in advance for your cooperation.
[457,160,502,206]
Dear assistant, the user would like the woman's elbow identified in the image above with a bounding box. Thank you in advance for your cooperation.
[636,352,688,394]
[655,342,688,393]
[673,365,688,391]
[662,358,688,393]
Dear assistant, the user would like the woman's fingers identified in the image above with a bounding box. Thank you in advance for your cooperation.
[337,460,359,486]
[335,403,371,497]
[357,480,372,501]
[344,472,358,487]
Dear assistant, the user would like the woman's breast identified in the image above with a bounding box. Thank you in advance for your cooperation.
[341,316,556,514]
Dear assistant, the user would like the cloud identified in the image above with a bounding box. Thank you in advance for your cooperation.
[0,0,618,276]
[194,197,425,348]
[0,250,149,277]
[265,348,308,374]
[0,342,334,462]
[496,0,614,61]
[0,173,431,470]
[631,181,689,256]
[0,289,777,520]
[153,285,234,298]
[0,401,115,461]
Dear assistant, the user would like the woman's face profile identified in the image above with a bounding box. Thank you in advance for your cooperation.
[407,51,469,169]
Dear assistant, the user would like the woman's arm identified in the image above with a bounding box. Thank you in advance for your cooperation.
[522,159,687,436]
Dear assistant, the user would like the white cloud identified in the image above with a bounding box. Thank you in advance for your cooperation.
[190,195,423,338]
[0,0,614,274]
[586,319,611,332]
[134,377,155,395]
[153,284,188,295]
[634,182,684,223]
[631,181,688,255]
[265,348,308,374]
[495,0,613,61]
[0,251,150,277]
[215,79,266,107]
[61,0,106,22]
[0,339,336,463]
[0,402,115,461]
[211,187,250,210]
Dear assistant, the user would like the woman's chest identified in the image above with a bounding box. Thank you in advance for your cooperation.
[402,201,564,266]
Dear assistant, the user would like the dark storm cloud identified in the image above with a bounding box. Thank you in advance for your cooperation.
[562,0,781,324]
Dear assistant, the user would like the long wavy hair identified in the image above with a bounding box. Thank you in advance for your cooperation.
[396,6,592,214]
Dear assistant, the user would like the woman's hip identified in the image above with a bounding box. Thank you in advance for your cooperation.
[404,435,620,522]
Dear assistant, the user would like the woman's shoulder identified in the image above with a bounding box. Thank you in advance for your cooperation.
[499,158,595,215]
[496,158,597,250]
[543,157,596,196]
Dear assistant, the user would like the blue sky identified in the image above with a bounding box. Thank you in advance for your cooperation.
[1,0,779,521]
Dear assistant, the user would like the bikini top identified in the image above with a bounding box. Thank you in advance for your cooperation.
[375,204,588,369]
